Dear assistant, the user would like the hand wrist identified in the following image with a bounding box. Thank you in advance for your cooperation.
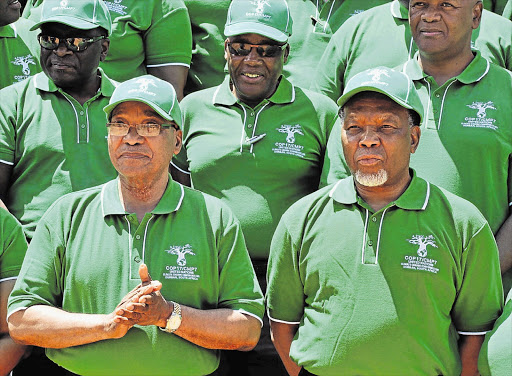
[157,301,174,328]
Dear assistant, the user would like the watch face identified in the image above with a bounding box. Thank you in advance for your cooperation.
[168,314,181,330]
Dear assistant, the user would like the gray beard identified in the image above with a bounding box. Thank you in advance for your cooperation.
[354,169,388,187]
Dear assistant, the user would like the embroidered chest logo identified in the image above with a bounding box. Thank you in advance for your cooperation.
[248,0,271,19]
[104,0,127,15]
[462,101,498,130]
[272,124,306,158]
[401,235,440,274]
[163,244,200,281]
[11,55,36,81]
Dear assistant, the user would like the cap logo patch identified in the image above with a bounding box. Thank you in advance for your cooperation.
[248,0,271,20]
[359,68,390,87]
[128,78,157,96]
[105,0,127,15]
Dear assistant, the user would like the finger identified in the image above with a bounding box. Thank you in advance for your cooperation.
[139,263,152,285]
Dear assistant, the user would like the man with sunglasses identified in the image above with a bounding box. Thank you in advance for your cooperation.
[172,0,340,375]
[7,75,264,376]
[0,2,117,372]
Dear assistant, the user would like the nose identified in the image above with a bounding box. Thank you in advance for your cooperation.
[243,47,262,64]
[53,42,73,57]
[359,128,381,148]
[123,126,144,145]
[421,6,441,22]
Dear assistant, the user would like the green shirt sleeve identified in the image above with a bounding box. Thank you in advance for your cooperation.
[208,199,264,321]
[145,0,192,67]
[0,209,28,280]
[0,84,18,164]
[310,32,347,102]
[266,215,304,323]
[452,222,504,333]
[7,214,65,314]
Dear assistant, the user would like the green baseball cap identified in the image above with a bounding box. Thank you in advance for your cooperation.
[30,0,112,36]
[225,0,293,43]
[103,75,182,129]
[337,66,424,124]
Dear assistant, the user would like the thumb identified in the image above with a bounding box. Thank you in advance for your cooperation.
[139,263,152,285]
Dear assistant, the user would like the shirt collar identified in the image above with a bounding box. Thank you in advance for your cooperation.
[213,75,296,106]
[403,50,490,84]
[0,24,16,38]
[390,0,408,20]
[101,176,185,217]
[330,169,431,211]
[34,67,117,96]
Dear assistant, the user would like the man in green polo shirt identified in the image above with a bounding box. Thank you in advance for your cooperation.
[0,0,117,243]
[172,1,339,374]
[311,0,512,102]
[267,66,503,376]
[7,75,264,376]
[22,0,192,100]
[0,0,41,90]
[0,208,28,374]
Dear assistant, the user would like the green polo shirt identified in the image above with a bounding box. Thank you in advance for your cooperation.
[8,177,264,376]
[311,0,512,101]
[174,76,339,260]
[478,288,512,376]
[267,171,503,376]
[0,209,28,282]
[23,0,192,82]
[0,71,117,240]
[504,0,512,19]
[0,17,41,90]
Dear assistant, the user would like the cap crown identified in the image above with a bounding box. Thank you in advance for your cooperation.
[338,67,424,124]
[32,0,112,35]
[104,75,182,128]
[225,0,292,43]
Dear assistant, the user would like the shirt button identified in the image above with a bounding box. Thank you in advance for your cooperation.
[80,124,86,128]
[368,240,373,246]
[247,124,253,128]
[371,217,377,222]
[250,112,255,116]
[135,235,141,240]
[79,111,84,115]
[435,94,440,98]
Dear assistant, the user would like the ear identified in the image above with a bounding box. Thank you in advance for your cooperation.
[283,44,290,64]
[410,125,421,154]
[100,38,110,62]
[224,38,230,61]
[173,129,183,155]
[471,1,483,30]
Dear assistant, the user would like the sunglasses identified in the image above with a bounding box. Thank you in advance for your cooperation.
[227,42,287,58]
[38,34,106,52]
[106,122,179,137]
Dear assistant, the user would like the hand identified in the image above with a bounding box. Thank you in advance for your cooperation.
[114,264,171,327]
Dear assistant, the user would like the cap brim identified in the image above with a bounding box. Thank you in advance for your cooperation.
[225,22,288,43]
[103,99,180,129]
[30,16,103,32]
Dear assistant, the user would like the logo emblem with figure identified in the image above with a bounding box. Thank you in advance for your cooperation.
[12,55,35,82]
[462,101,498,130]
[401,235,440,274]
[163,244,200,281]
[272,124,306,158]
[128,78,157,96]
[248,0,271,19]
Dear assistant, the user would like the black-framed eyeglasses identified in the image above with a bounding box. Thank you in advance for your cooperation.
[106,122,179,137]
[227,42,287,58]
[38,34,106,52]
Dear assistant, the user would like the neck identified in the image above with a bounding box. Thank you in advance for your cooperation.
[61,72,101,105]
[118,172,169,222]
[355,173,412,212]
[418,48,474,86]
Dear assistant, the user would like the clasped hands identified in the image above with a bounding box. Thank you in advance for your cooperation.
[112,264,172,329]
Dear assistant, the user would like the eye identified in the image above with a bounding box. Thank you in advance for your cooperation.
[440,2,455,7]
[410,1,426,8]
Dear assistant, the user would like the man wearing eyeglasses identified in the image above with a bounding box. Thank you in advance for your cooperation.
[7,75,264,376]
[171,0,340,375]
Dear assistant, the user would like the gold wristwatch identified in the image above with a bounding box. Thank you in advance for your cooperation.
[160,301,182,333]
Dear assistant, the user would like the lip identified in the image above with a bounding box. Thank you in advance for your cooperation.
[241,72,264,81]
[50,61,75,70]
[356,154,384,166]
[419,28,443,37]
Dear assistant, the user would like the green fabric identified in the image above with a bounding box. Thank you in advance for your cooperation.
[504,0,512,19]
[267,171,504,376]
[174,76,339,259]
[0,18,41,90]
[478,288,512,376]
[312,0,512,102]
[8,177,264,376]
[0,209,28,281]
[23,0,193,82]
[0,71,117,240]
